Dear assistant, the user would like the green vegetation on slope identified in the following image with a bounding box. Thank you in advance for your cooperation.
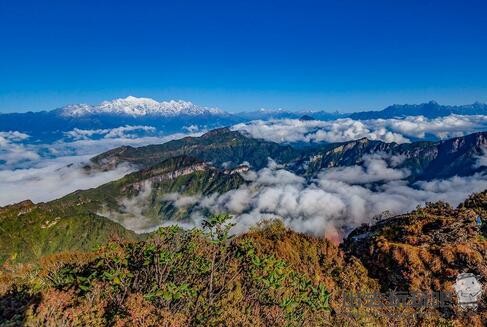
[0,156,245,264]
[91,127,300,170]
[0,200,137,265]
[92,128,487,183]
[3,216,473,326]
[61,155,245,227]
[294,131,487,181]
[0,219,386,326]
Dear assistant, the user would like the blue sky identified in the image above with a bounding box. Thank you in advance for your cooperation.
[1,0,486,113]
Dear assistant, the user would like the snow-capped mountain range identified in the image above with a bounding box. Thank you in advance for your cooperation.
[2,97,487,145]
[60,96,224,117]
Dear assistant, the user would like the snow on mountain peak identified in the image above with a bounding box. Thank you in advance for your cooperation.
[60,96,224,117]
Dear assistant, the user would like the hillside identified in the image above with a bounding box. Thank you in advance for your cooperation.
[0,219,435,326]
[343,192,487,296]
[92,128,487,183]
[0,200,137,265]
[0,156,245,264]
[293,131,487,181]
[90,127,300,170]
[342,191,487,326]
[2,190,487,326]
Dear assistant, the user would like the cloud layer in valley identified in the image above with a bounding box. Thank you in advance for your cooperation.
[2,115,487,242]
[0,131,40,166]
[0,156,135,205]
[232,114,487,144]
[106,155,487,242]
[0,126,203,206]
[201,158,487,240]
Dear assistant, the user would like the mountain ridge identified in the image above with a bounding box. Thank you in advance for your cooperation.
[350,100,487,120]
[93,127,487,182]
[90,127,300,170]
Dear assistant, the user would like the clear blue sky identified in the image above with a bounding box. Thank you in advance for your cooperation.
[1,0,487,113]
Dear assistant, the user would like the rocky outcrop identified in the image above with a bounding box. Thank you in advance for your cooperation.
[342,192,487,319]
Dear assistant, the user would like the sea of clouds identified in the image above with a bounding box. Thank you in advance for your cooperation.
[123,155,487,241]
[0,126,203,205]
[232,114,487,143]
[1,114,487,241]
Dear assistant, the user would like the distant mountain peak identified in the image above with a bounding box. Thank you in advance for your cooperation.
[100,96,162,110]
[299,114,315,121]
[258,108,285,113]
[201,127,234,138]
[59,96,224,117]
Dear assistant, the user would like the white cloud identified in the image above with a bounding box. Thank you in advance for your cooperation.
[474,147,487,168]
[0,127,204,205]
[97,181,163,233]
[232,114,487,144]
[320,154,410,184]
[163,193,201,208]
[183,125,200,133]
[0,131,40,166]
[46,132,200,160]
[64,125,156,140]
[155,158,487,241]
[0,155,135,206]
[0,131,30,143]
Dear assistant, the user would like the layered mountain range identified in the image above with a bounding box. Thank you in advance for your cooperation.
[92,127,487,182]
[2,128,486,264]
[2,97,487,142]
